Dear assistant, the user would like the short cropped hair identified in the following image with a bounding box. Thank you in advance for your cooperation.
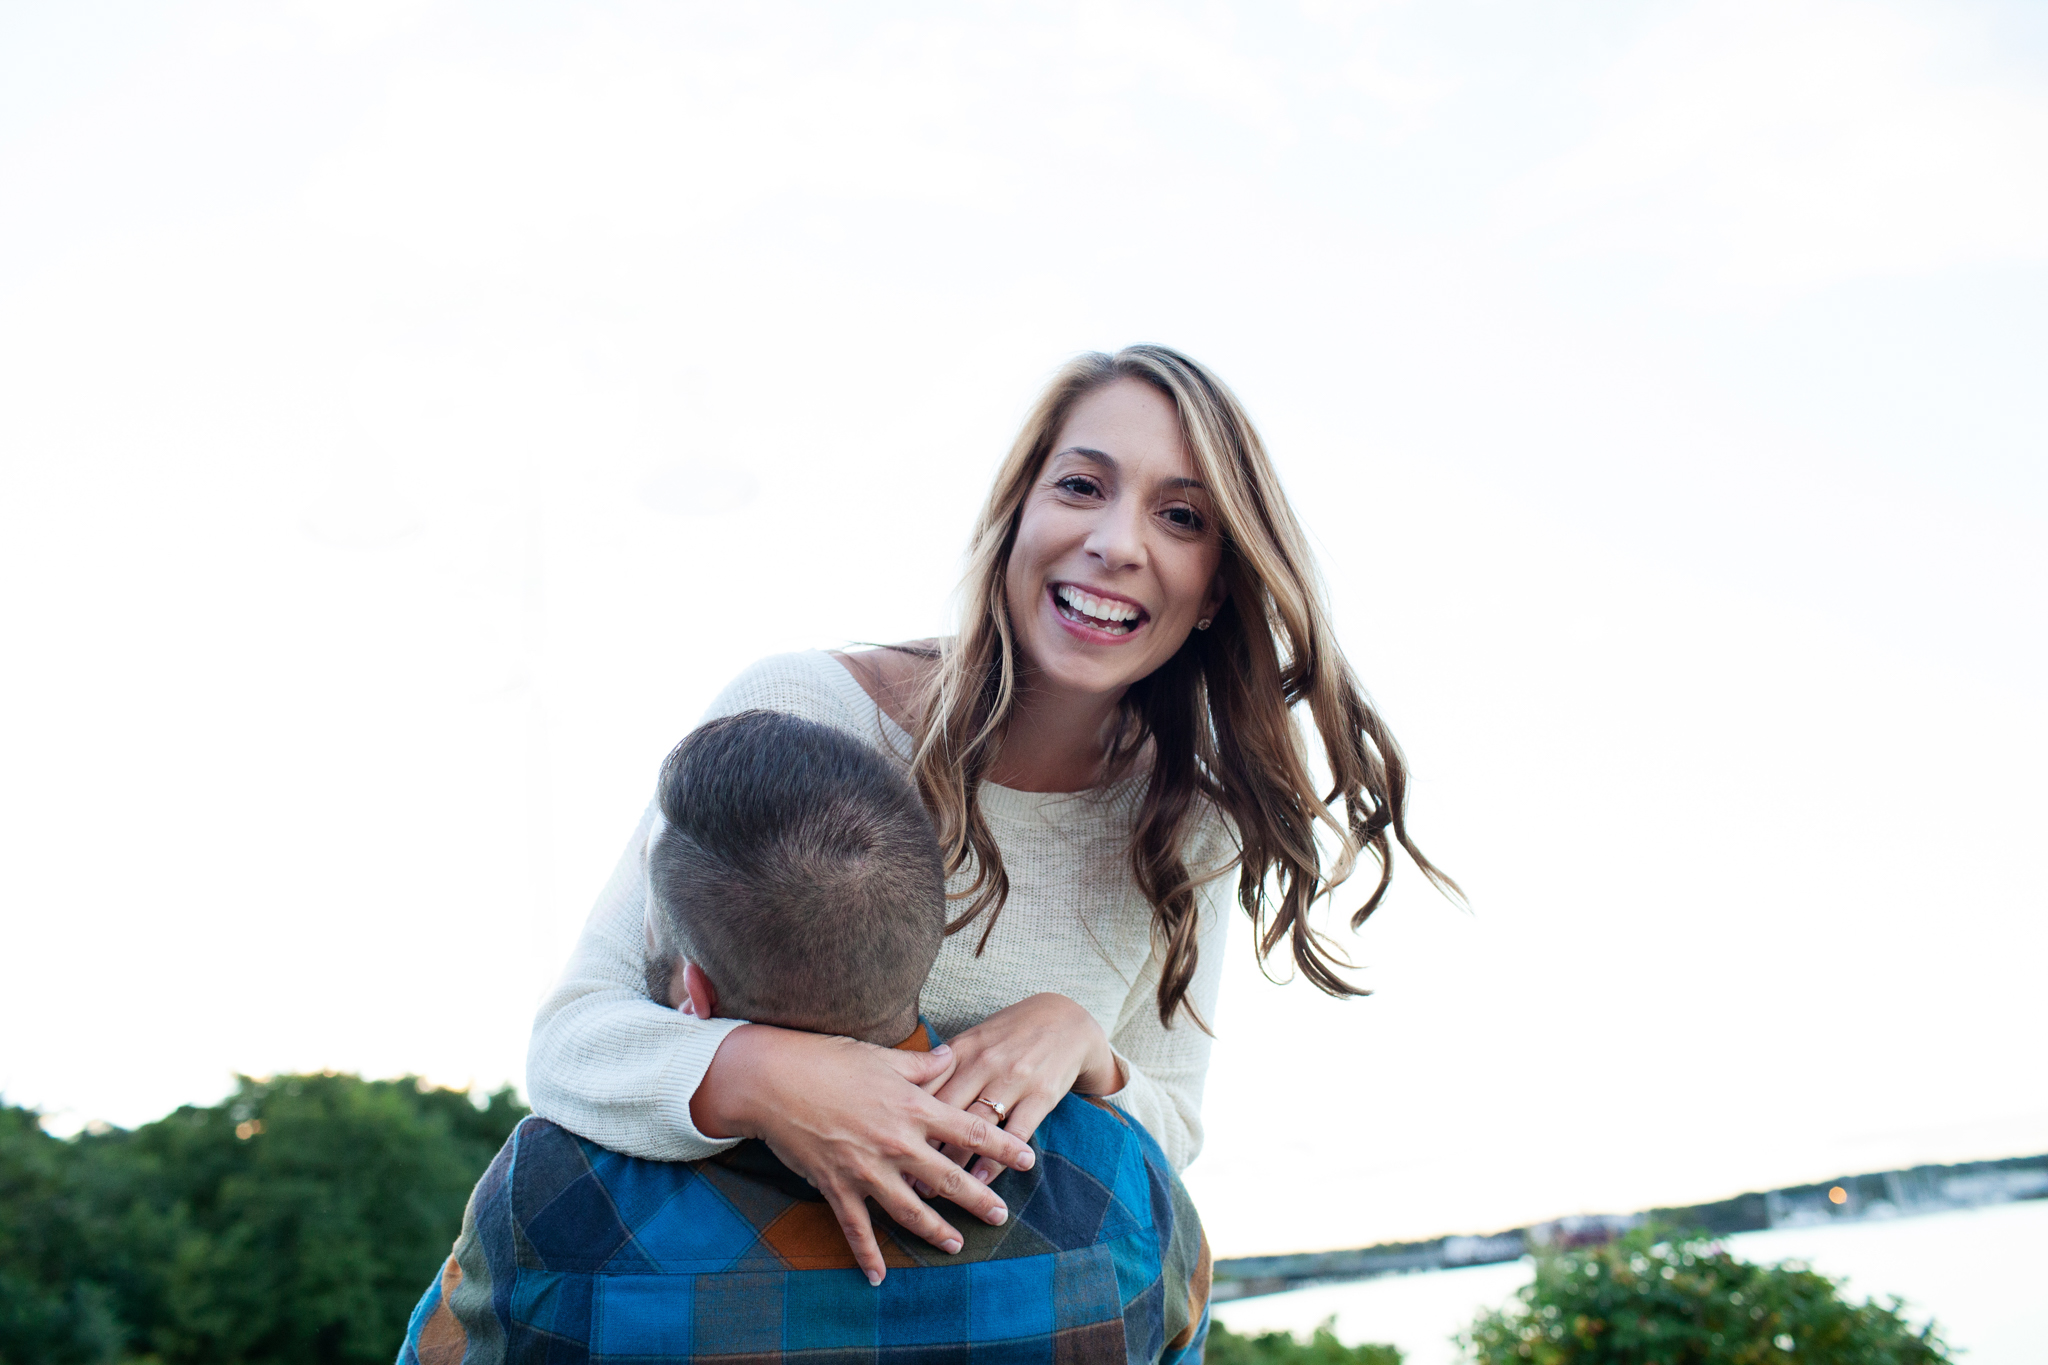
[645,710,946,1043]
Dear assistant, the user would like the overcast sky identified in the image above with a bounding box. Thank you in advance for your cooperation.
[2,0,2044,1257]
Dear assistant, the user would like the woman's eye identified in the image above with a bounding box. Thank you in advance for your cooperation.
[1055,476,1102,497]
[1164,506,1204,531]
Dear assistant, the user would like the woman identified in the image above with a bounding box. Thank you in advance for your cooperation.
[528,345,1455,1285]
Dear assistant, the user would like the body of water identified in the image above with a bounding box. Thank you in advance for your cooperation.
[1211,1199,2048,1365]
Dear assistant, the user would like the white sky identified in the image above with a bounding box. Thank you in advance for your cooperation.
[2,0,2043,1258]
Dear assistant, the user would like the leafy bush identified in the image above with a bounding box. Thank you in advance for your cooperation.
[0,1074,524,1365]
[1207,1315,1403,1364]
[1460,1226,1951,1364]
[0,1106,123,1364]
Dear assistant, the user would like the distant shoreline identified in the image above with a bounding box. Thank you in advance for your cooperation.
[1214,1150,2048,1300]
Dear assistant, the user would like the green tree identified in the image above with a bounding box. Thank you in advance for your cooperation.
[1206,1316,1402,1365]
[0,1074,524,1365]
[1460,1226,1951,1365]
[0,1105,123,1365]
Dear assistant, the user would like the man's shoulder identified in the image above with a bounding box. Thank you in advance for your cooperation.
[935,1091,1184,1271]
[490,1117,766,1272]
[509,1098,1177,1266]
[1016,1094,1210,1362]
[507,1100,1174,1235]
[1039,1091,1176,1188]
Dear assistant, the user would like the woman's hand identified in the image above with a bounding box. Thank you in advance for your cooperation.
[692,1024,1036,1286]
[929,993,1125,1184]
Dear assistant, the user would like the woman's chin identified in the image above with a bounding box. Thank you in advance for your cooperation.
[1027,633,1162,699]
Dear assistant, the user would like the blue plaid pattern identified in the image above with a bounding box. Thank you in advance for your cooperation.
[399,1080,1211,1363]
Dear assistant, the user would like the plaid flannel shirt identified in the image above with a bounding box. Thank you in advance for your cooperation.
[398,1028,1212,1364]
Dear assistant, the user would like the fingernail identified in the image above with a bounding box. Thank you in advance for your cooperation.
[931,1043,951,1054]
[867,1270,882,1287]
[1014,1151,1034,1170]
[975,1165,994,1183]
[941,1238,962,1254]
[988,1204,1007,1226]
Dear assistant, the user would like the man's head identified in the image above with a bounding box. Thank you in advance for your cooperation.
[645,710,946,1046]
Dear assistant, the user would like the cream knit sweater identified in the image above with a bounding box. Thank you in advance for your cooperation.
[526,650,1234,1172]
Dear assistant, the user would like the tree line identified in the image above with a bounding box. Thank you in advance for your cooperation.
[3,1072,1956,1364]
[1,1073,522,1364]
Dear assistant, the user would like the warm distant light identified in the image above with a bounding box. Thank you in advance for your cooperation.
[1828,1186,1848,1204]
[235,1119,264,1140]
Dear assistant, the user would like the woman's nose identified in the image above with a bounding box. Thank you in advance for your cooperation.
[1083,500,1145,572]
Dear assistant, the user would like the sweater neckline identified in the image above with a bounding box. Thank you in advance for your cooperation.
[811,650,1145,824]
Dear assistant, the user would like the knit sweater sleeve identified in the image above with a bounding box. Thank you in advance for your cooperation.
[1099,834,1234,1172]
[523,653,873,1160]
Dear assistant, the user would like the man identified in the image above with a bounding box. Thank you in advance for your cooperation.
[399,711,1212,1364]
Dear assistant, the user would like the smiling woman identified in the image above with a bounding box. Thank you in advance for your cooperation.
[525,344,1459,1288]
[917,351,1458,1015]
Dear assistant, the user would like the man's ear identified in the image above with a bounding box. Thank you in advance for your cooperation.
[682,961,720,1021]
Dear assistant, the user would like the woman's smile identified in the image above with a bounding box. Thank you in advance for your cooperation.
[1048,582,1150,640]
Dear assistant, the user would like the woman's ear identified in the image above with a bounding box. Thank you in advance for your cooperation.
[682,961,721,1020]
[1200,574,1229,626]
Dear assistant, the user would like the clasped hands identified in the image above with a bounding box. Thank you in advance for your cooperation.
[693,992,1122,1286]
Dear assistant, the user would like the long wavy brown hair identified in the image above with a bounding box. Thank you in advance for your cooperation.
[908,344,1459,1028]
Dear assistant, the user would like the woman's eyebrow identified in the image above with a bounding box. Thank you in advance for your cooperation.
[1052,448,1209,493]
[1052,445,1117,470]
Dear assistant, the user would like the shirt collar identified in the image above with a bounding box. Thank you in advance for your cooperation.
[893,1016,942,1052]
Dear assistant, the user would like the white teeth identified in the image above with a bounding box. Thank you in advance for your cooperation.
[1056,585,1140,626]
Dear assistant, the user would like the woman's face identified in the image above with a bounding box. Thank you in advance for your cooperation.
[1003,378,1227,703]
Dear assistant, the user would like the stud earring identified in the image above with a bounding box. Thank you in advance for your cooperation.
[1196,617,1212,631]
